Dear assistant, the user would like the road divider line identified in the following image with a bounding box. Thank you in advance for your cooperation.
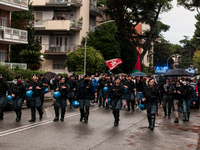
[0,107,99,137]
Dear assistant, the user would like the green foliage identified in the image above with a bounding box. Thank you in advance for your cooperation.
[10,0,42,70]
[177,0,200,11]
[191,14,200,50]
[64,47,106,74]
[58,73,68,78]
[77,72,84,75]
[0,65,16,81]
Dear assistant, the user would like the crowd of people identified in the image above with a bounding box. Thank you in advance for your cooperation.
[0,73,198,131]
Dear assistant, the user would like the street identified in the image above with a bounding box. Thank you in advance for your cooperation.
[0,99,199,150]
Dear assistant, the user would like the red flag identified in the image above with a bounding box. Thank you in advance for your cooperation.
[106,58,123,70]
[132,54,141,73]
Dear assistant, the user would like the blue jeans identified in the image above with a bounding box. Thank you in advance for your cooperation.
[30,97,42,107]
[80,99,90,109]
[183,99,191,113]
[146,103,157,115]
[55,97,67,107]
[137,92,143,105]
[0,96,7,106]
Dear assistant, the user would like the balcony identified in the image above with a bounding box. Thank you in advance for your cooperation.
[46,0,82,7]
[44,44,81,55]
[0,26,28,44]
[90,3,103,17]
[34,19,82,31]
[0,0,28,11]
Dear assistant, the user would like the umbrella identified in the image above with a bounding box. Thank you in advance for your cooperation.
[131,72,147,77]
[44,72,58,80]
[163,69,191,77]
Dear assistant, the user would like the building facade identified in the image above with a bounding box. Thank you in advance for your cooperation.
[32,0,103,73]
[0,0,28,63]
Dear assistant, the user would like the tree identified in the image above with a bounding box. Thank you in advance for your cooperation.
[194,50,200,70]
[82,22,123,73]
[191,14,200,50]
[10,0,42,70]
[64,47,106,74]
[176,36,196,69]
[178,0,200,13]
[100,0,173,63]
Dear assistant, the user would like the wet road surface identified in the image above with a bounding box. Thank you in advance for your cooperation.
[0,101,199,150]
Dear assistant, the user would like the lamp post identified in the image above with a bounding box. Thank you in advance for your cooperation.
[167,54,178,69]
[84,20,115,75]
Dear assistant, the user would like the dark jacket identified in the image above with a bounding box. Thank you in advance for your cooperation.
[10,83,26,100]
[136,80,146,92]
[28,80,44,97]
[57,82,70,98]
[107,83,124,100]
[143,85,159,104]
[123,80,135,93]
[184,85,195,100]
[76,80,95,100]
[68,79,78,91]
[163,84,175,99]
[97,78,107,90]
[173,84,185,101]
[0,78,7,97]
[104,80,114,89]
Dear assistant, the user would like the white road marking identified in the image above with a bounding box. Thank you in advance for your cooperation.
[0,107,99,137]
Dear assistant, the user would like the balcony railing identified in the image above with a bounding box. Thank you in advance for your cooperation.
[0,0,28,9]
[46,0,82,6]
[34,19,82,31]
[0,26,27,43]
[44,44,81,54]
[90,3,103,16]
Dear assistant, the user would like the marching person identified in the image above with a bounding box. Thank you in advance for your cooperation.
[28,74,45,122]
[97,74,107,107]
[53,76,70,122]
[10,77,26,122]
[183,79,195,122]
[91,75,97,105]
[0,74,8,120]
[142,79,161,131]
[76,75,95,123]
[136,76,146,108]
[104,75,113,109]
[39,74,49,106]
[106,77,124,126]
[163,78,174,119]
[173,80,185,123]
[124,75,136,111]
[68,75,78,108]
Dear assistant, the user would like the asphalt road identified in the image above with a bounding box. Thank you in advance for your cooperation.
[0,101,199,150]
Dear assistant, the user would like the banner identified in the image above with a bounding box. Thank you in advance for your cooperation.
[106,58,123,70]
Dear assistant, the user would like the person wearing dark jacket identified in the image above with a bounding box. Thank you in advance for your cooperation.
[106,77,124,126]
[0,74,8,120]
[173,80,185,123]
[39,74,49,106]
[136,77,146,107]
[163,79,175,119]
[10,77,26,122]
[97,74,107,107]
[76,75,95,123]
[28,74,45,122]
[142,79,161,131]
[124,75,136,111]
[68,75,78,108]
[183,79,195,122]
[53,76,70,122]
[104,75,113,109]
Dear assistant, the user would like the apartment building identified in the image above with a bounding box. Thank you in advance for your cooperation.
[0,0,28,63]
[32,0,103,73]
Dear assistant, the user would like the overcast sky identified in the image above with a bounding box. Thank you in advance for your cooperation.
[159,0,198,45]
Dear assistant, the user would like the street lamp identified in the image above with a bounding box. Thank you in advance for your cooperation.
[84,20,115,75]
[167,54,178,68]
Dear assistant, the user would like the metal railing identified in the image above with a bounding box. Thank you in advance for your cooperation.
[46,0,82,5]
[0,26,27,42]
[44,44,81,53]
[90,3,103,16]
[1,62,27,69]
[0,0,28,8]
[70,20,82,29]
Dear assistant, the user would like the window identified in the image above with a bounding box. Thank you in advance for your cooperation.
[53,64,65,69]
[35,36,42,43]
[1,17,7,27]
[0,50,6,62]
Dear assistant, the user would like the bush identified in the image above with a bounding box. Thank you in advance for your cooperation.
[0,65,16,81]
[58,73,68,78]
